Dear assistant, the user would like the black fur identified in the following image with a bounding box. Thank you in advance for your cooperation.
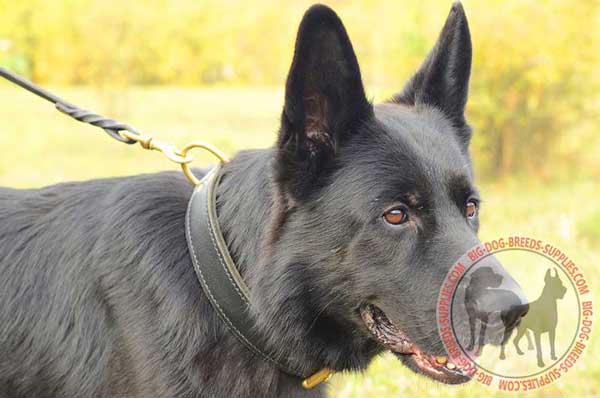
[0,3,526,397]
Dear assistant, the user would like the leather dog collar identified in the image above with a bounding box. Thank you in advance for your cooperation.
[185,166,333,388]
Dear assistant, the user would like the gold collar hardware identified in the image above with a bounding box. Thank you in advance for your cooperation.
[120,131,229,186]
[301,368,334,389]
[180,142,229,185]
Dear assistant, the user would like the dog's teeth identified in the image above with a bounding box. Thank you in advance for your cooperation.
[446,362,456,370]
[435,356,447,365]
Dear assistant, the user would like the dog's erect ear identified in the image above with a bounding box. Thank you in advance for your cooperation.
[393,2,472,148]
[276,4,372,201]
[545,269,552,282]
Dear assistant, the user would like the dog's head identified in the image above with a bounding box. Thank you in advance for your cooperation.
[250,3,527,385]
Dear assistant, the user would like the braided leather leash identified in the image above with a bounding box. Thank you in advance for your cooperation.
[0,67,228,184]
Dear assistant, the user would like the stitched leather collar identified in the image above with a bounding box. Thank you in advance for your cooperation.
[185,166,332,385]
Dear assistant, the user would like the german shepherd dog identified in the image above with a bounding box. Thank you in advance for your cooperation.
[0,3,528,397]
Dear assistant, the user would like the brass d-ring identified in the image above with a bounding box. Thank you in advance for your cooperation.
[181,141,230,185]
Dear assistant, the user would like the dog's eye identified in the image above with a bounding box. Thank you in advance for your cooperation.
[465,201,477,218]
[383,207,408,225]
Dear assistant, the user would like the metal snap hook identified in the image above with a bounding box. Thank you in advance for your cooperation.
[180,141,230,185]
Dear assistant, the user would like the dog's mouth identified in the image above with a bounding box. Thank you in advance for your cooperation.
[360,304,473,384]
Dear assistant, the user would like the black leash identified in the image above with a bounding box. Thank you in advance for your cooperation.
[0,67,214,177]
[0,67,138,144]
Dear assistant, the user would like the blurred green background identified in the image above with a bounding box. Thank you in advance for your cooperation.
[0,0,598,397]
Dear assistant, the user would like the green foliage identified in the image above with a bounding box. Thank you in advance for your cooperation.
[578,208,600,245]
[466,0,600,178]
[0,0,598,177]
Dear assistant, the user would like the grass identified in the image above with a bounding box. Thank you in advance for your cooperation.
[0,85,598,397]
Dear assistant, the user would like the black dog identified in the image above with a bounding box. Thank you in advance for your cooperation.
[0,4,528,397]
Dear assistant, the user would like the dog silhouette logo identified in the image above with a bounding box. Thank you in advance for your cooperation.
[500,268,567,367]
[437,237,593,392]
[464,266,529,355]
